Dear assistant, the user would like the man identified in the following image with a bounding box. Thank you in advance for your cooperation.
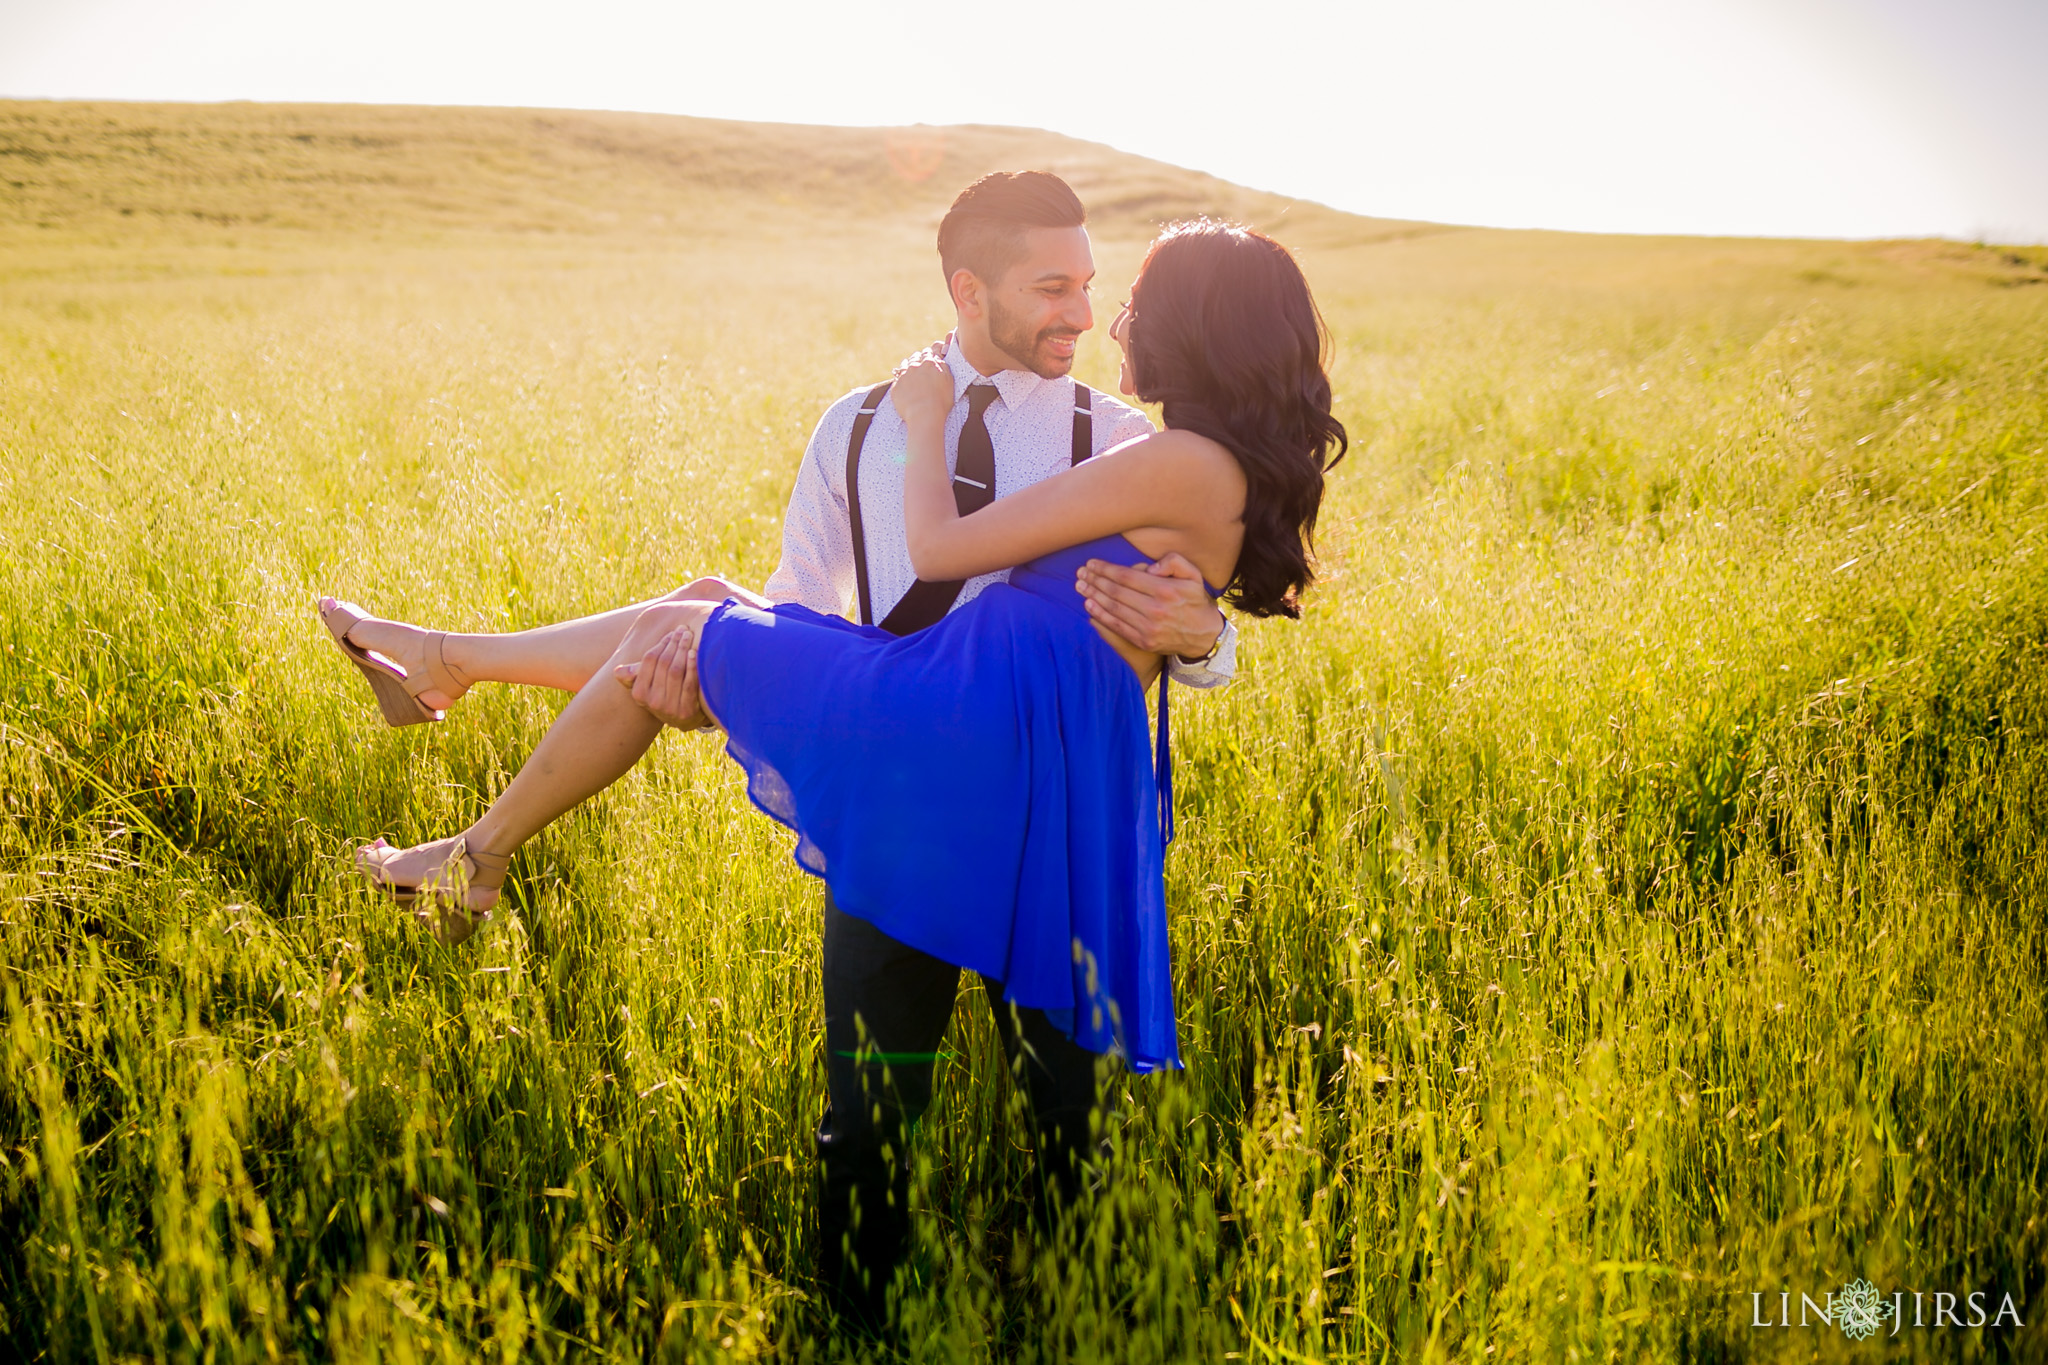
[654,170,1237,1329]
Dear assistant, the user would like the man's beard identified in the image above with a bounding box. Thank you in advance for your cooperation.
[988,295,1079,379]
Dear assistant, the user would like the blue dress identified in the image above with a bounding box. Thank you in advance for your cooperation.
[695,534,1209,1075]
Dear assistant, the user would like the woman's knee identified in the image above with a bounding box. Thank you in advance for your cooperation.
[618,599,708,660]
[665,575,739,604]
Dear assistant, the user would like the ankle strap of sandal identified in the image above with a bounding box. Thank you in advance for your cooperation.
[428,633,474,696]
[450,838,511,878]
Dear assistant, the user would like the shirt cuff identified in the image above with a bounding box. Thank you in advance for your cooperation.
[1165,616,1237,689]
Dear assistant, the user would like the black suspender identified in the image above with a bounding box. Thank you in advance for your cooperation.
[1071,382,1094,464]
[844,380,893,628]
[845,379,1094,632]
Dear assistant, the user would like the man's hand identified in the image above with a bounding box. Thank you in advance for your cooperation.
[1076,552,1226,661]
[613,626,713,731]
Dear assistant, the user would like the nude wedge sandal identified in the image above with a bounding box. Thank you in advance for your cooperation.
[318,598,471,727]
[413,841,507,947]
[356,836,508,946]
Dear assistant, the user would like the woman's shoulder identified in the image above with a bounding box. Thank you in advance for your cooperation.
[1100,425,1237,465]
[1087,428,1246,526]
[1119,427,1246,488]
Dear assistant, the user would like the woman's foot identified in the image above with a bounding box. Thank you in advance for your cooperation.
[318,597,473,714]
[356,834,509,946]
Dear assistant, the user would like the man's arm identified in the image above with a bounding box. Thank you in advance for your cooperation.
[762,397,860,614]
[1077,554,1238,688]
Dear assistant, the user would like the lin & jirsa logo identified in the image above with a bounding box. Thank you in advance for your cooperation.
[1752,1278,2026,1340]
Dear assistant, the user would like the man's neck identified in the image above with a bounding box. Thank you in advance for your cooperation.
[953,329,1025,380]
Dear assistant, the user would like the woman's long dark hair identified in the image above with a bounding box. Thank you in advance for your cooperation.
[1127,220,1347,618]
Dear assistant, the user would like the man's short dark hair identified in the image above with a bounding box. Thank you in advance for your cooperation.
[937,171,1087,289]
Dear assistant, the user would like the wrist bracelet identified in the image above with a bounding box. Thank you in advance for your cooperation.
[1177,618,1228,666]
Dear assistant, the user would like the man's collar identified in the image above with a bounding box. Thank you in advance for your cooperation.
[947,354,1051,409]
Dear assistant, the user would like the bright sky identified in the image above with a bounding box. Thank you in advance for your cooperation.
[3,0,2043,242]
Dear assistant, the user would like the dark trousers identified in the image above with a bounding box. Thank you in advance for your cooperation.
[817,895,1109,1330]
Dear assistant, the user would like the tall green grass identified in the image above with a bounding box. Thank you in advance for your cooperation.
[3,175,2046,1360]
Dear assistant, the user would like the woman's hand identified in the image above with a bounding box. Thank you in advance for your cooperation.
[889,340,955,430]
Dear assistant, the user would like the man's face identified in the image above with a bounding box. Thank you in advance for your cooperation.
[982,226,1096,378]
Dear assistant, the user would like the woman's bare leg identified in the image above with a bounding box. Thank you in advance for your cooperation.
[356,600,719,910]
[329,575,761,707]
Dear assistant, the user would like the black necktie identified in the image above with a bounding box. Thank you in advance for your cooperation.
[952,382,999,516]
[876,381,1000,635]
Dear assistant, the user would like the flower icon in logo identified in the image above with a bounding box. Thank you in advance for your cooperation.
[1835,1279,1895,1340]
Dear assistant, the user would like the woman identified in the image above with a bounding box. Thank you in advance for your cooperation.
[324,220,1345,1072]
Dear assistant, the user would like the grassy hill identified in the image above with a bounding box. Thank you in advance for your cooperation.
[0,99,1444,247]
[6,98,2043,319]
[2,100,2046,1364]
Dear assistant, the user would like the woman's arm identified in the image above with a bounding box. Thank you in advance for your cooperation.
[890,352,1240,583]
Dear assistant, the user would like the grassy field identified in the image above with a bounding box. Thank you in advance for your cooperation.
[2,101,2046,1362]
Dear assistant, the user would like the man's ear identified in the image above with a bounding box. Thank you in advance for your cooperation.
[948,267,984,320]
